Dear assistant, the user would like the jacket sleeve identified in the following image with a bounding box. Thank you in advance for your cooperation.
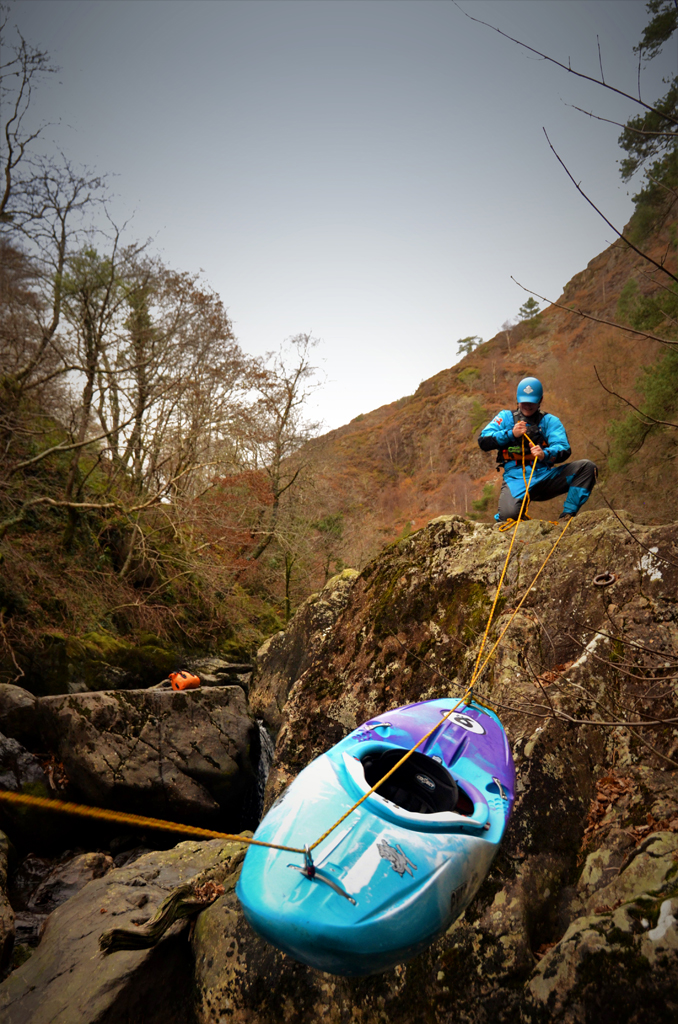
[541,414,571,464]
[478,411,514,452]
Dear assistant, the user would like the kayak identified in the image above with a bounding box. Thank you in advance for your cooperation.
[236,698,515,976]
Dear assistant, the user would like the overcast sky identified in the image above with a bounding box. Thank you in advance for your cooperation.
[8,0,675,430]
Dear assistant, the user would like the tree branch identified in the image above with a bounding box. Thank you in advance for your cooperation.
[593,365,678,428]
[454,3,678,127]
[543,129,678,286]
[6,411,139,477]
[511,276,678,349]
[595,490,678,568]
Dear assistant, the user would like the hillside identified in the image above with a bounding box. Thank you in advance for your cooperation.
[308,206,678,572]
[2,199,676,685]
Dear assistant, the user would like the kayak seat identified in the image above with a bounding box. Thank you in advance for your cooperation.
[361,749,460,815]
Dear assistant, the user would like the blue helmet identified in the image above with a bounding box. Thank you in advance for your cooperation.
[516,377,543,404]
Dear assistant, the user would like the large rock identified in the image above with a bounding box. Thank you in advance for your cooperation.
[248,510,678,1019]
[3,510,678,1022]
[250,568,359,731]
[13,850,115,948]
[0,687,38,747]
[524,876,678,1023]
[192,887,418,1024]
[0,837,245,1024]
[36,686,260,827]
[15,631,178,696]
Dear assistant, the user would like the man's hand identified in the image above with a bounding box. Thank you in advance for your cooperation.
[529,443,546,461]
[512,420,528,438]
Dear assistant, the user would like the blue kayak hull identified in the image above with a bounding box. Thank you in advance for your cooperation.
[237,699,515,976]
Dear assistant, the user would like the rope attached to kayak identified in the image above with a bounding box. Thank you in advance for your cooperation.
[309,454,547,853]
[0,448,573,866]
[0,790,306,855]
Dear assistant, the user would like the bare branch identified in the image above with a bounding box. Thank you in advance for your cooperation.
[571,621,678,661]
[570,104,675,138]
[543,129,678,286]
[595,490,678,568]
[454,3,678,127]
[6,411,140,477]
[593,365,678,428]
[511,276,678,349]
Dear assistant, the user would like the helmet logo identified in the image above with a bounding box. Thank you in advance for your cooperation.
[523,385,534,394]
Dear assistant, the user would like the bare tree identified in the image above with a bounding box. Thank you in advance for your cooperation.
[239,333,323,562]
[0,6,56,222]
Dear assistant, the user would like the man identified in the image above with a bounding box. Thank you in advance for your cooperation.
[478,376,597,523]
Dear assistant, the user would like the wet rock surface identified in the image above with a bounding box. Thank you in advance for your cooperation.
[0,838,243,1024]
[36,685,259,826]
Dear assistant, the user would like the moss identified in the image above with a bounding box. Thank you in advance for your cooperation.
[367,559,418,638]
[441,580,499,647]
[458,367,481,386]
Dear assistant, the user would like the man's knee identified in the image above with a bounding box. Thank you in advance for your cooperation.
[569,459,598,488]
[497,488,524,522]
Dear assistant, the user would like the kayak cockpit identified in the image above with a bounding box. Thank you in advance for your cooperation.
[342,748,490,832]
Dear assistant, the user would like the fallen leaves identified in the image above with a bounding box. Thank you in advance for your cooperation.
[581,773,633,848]
[192,880,225,905]
[39,754,68,792]
[624,813,678,844]
[533,662,575,689]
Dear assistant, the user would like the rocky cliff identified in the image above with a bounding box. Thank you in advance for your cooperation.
[0,509,676,1022]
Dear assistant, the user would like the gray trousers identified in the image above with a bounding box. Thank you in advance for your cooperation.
[497,459,598,521]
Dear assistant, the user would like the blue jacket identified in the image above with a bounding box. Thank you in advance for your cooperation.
[478,409,571,498]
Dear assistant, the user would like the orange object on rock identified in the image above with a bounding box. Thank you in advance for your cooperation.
[169,671,201,691]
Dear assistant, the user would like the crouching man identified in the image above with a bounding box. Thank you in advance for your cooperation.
[478,376,597,523]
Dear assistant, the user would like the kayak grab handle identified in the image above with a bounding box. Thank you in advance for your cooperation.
[287,846,357,905]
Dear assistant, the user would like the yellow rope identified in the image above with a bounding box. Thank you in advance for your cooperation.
[468,451,538,688]
[0,789,306,854]
[0,444,575,864]
[309,454,542,852]
[308,693,474,851]
[474,515,573,681]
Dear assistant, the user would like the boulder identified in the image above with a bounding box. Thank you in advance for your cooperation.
[16,632,178,696]
[0,837,244,1024]
[250,568,359,731]
[189,657,253,691]
[0,687,38,747]
[0,734,53,847]
[245,510,678,1018]
[193,887,418,1024]
[0,736,46,797]
[3,510,678,1021]
[13,850,115,948]
[36,687,259,827]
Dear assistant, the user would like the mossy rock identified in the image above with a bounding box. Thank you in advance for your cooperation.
[14,632,179,696]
